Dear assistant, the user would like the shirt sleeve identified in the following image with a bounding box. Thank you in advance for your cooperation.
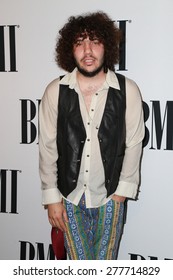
[39,79,63,205]
[114,78,145,199]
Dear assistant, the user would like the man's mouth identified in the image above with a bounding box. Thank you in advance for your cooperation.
[82,56,95,65]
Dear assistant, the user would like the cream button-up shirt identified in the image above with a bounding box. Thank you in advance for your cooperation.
[39,69,145,208]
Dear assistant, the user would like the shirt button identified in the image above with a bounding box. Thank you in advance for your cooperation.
[87,139,90,141]
[85,170,88,172]
[87,154,90,157]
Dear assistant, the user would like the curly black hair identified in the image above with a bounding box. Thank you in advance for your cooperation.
[55,11,122,73]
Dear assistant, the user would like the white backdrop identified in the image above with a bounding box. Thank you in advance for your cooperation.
[0,0,173,260]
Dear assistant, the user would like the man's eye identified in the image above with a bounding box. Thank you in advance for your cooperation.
[75,40,83,46]
[92,39,100,44]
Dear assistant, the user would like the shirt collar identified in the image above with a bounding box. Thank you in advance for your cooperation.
[105,69,120,90]
[59,68,120,90]
[59,68,77,89]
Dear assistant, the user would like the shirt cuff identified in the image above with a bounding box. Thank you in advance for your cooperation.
[114,181,138,199]
[42,188,62,205]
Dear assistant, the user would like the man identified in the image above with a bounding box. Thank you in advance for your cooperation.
[39,11,145,260]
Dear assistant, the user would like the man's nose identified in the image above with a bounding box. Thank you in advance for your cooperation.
[83,41,92,53]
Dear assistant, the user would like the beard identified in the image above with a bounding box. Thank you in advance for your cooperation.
[75,60,104,77]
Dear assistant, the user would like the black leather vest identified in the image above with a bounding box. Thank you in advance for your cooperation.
[56,73,126,198]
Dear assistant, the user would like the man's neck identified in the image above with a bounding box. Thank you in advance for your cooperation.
[77,70,106,112]
[77,70,106,96]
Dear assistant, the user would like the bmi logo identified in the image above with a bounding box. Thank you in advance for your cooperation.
[19,241,55,260]
[20,99,173,150]
[0,21,129,72]
[0,25,19,72]
[143,101,173,150]
[20,99,41,144]
[0,169,21,214]
[117,20,130,71]
[129,253,173,260]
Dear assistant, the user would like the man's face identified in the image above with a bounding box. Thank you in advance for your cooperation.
[73,35,105,77]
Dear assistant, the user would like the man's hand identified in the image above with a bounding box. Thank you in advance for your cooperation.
[47,202,68,232]
[112,194,126,203]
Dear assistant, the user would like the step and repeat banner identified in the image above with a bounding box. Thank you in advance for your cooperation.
[0,0,173,260]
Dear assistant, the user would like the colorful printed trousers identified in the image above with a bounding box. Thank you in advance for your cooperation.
[63,194,125,260]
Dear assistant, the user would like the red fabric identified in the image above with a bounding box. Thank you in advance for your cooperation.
[51,227,66,260]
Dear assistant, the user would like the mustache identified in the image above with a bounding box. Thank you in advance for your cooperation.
[81,55,96,61]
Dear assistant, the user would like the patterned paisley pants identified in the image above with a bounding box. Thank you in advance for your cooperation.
[63,194,125,260]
